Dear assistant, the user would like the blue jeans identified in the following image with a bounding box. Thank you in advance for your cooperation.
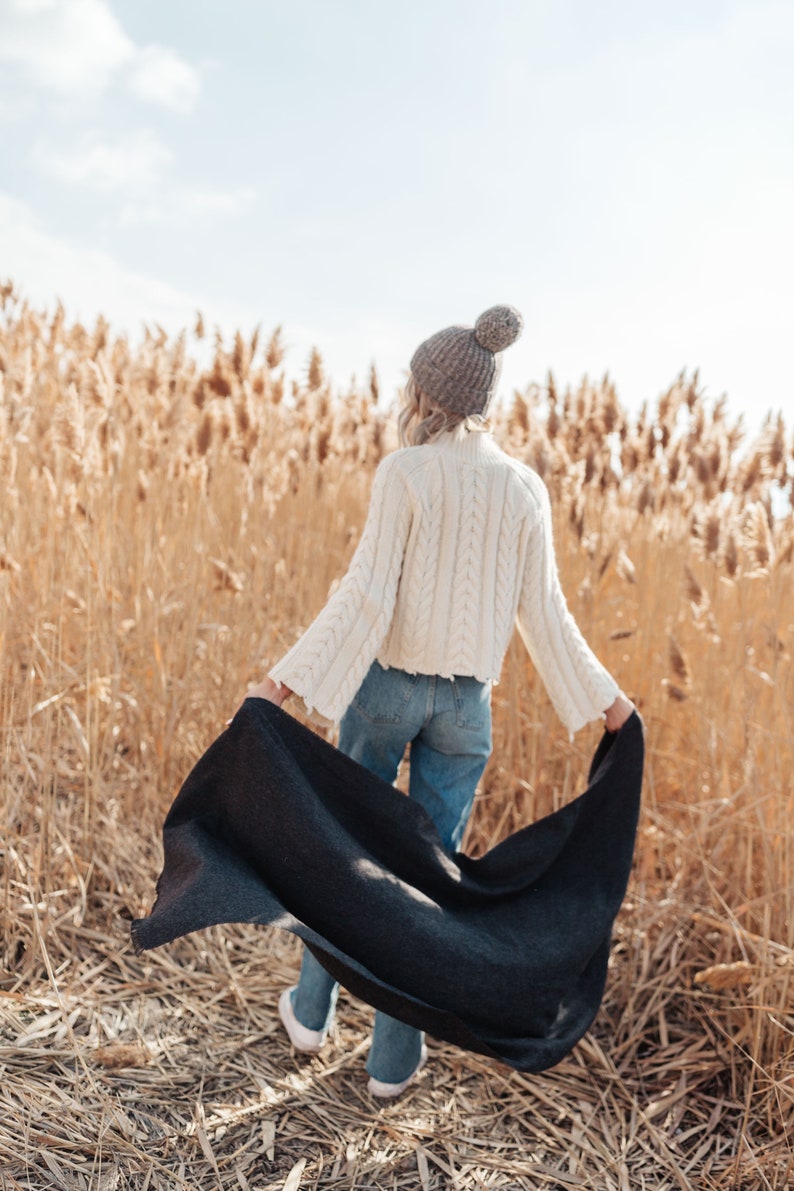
[291,661,492,1083]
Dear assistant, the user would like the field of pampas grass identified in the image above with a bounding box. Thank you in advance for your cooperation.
[1,281,793,1190]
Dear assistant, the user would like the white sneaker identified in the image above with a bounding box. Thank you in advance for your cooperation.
[367,1045,428,1099]
[278,987,327,1054]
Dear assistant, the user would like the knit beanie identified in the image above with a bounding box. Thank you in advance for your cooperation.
[410,305,524,416]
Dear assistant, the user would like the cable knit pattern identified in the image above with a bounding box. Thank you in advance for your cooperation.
[270,428,619,730]
[493,489,524,658]
[387,462,444,674]
[448,466,485,675]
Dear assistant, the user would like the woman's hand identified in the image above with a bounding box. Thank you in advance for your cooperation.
[228,681,294,724]
[245,677,292,707]
[226,677,293,726]
[603,692,635,732]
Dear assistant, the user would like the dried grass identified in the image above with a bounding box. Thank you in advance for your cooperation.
[1,286,793,1189]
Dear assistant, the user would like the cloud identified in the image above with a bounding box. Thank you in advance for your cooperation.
[127,45,200,114]
[33,129,172,190]
[0,0,200,111]
[0,0,133,95]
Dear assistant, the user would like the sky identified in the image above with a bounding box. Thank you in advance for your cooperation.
[0,0,792,433]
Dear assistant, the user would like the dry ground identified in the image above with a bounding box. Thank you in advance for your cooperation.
[2,883,789,1191]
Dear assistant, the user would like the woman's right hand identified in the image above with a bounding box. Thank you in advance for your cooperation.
[604,692,635,732]
[245,677,292,706]
[228,677,293,725]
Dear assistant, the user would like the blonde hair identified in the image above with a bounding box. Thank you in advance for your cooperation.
[398,375,481,447]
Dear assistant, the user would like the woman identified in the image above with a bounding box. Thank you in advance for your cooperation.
[246,305,634,1097]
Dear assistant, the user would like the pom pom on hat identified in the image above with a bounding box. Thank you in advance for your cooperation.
[474,305,524,353]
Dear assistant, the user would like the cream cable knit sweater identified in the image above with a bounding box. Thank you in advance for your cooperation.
[269,427,619,733]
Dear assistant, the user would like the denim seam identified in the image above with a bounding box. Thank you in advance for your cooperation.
[422,674,437,728]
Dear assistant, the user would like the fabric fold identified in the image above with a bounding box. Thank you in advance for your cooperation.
[132,700,643,1073]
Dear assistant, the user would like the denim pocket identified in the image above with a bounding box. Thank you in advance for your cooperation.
[451,676,492,732]
[351,661,420,725]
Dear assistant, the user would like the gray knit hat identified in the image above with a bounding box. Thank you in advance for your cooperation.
[410,305,524,416]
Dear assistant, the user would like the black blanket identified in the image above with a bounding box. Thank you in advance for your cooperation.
[132,700,643,1073]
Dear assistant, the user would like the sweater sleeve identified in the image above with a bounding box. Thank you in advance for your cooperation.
[515,475,619,736]
[269,454,413,722]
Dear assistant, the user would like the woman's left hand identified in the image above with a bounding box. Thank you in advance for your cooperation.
[604,692,635,732]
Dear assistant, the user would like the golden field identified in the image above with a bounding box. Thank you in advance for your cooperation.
[1,283,793,1189]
